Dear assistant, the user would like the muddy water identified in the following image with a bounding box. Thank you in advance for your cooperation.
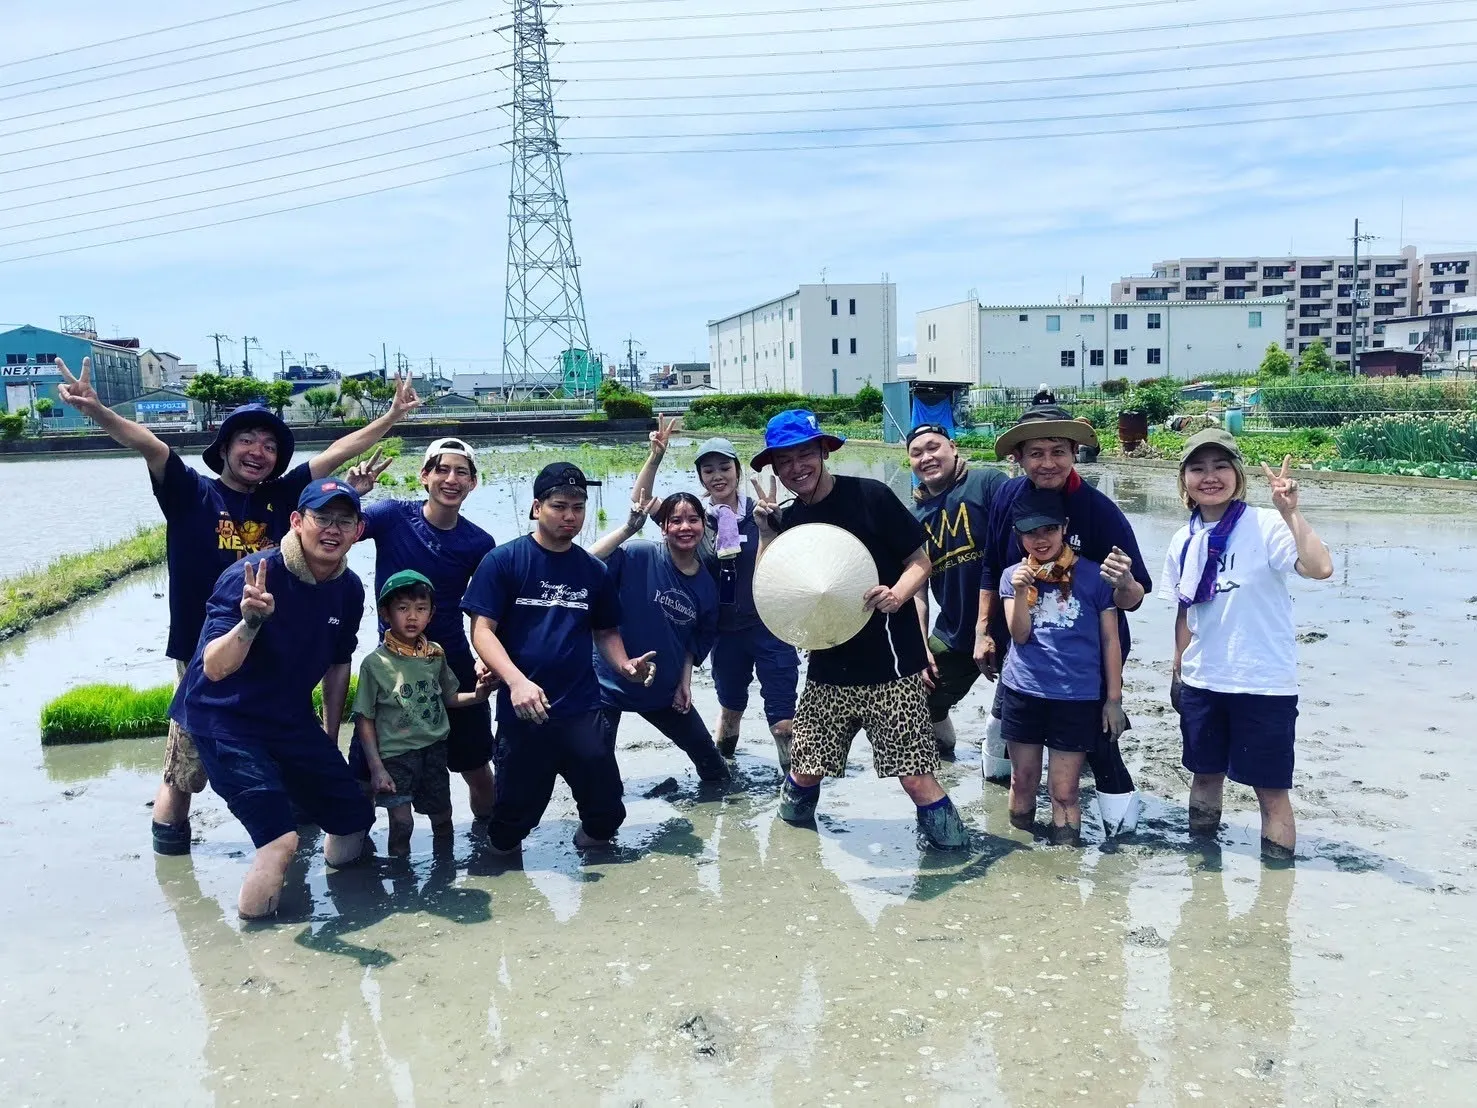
[3,463,1477,1105]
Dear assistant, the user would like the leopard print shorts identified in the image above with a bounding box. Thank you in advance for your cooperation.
[790,673,938,779]
[163,660,208,794]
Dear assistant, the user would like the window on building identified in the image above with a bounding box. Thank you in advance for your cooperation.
[1225,287,1247,300]
[788,341,794,358]
[1372,339,1385,348]
[1263,265,1288,278]
[1336,322,1351,335]
[830,299,838,315]
[1046,314,1061,332]
[1080,313,1095,322]
[1431,301,1450,314]
[1374,303,1396,316]
[1225,266,1249,280]
[831,338,839,355]
[1248,311,1262,328]
[1374,323,1385,334]
[1146,348,1162,364]
[1060,350,1075,367]
[1019,313,1029,322]
[1299,305,1323,317]
[1336,303,1352,317]
[788,307,793,321]
[1090,349,1104,366]
[1113,349,1128,366]
[1456,281,1469,293]
[1300,285,1325,298]
[849,338,857,354]
[1300,265,1327,279]
[848,298,856,315]
[37,352,57,363]
[1147,312,1162,329]
[1299,323,1322,336]
[1113,313,1128,330]
[4,353,25,365]
[1408,331,1422,344]
[1338,265,1354,279]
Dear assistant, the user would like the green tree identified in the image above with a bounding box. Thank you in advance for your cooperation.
[302,386,340,425]
[32,397,53,436]
[0,410,25,440]
[338,376,365,418]
[359,377,396,420]
[1298,338,1333,375]
[1259,342,1293,378]
[853,382,884,420]
[219,376,267,408]
[263,379,295,416]
[184,372,225,425]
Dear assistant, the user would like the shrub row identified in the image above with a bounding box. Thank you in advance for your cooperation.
[1334,414,1477,464]
[1260,376,1477,428]
[684,387,882,430]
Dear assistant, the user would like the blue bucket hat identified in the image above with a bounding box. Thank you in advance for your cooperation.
[750,409,846,471]
[203,403,295,480]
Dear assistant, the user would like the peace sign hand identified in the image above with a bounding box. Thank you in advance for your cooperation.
[1262,455,1300,515]
[648,414,679,459]
[750,475,782,533]
[345,446,394,494]
[388,372,422,421]
[240,560,275,628]
[54,356,103,416]
[622,650,659,687]
[626,488,662,532]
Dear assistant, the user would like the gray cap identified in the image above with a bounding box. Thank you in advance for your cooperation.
[694,437,740,468]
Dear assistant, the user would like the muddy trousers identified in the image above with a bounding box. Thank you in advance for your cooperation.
[487,712,626,852]
[598,707,728,782]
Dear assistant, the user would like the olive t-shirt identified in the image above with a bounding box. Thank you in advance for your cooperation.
[353,645,461,758]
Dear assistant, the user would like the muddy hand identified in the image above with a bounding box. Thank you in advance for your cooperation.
[624,650,658,687]
[1100,546,1133,589]
[240,560,275,627]
[626,488,662,532]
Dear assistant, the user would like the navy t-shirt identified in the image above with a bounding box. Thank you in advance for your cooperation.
[170,547,363,742]
[701,497,762,633]
[979,473,1152,663]
[775,474,930,687]
[461,534,621,723]
[361,498,495,679]
[151,450,313,662]
[596,541,718,713]
[912,465,1008,654]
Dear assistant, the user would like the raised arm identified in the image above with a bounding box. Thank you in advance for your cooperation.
[589,492,660,560]
[54,357,170,478]
[202,561,274,681]
[308,373,421,478]
[1263,458,1334,580]
[632,414,677,502]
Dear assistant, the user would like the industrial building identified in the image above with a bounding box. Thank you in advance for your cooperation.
[907,297,1280,389]
[708,282,897,395]
[0,321,145,431]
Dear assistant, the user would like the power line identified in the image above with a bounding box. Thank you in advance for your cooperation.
[13,70,496,167]
[0,50,496,143]
[2,0,306,66]
[559,17,1477,83]
[0,19,498,127]
[2,0,475,101]
[561,0,1191,29]
[564,82,1477,141]
[0,93,496,192]
[2,160,509,264]
[551,0,1472,61]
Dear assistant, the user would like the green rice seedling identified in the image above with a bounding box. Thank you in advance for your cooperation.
[40,684,173,744]
[0,525,167,642]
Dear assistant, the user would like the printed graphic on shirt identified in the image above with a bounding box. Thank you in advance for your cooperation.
[654,586,698,626]
[397,679,446,726]
[923,502,980,576]
[1029,589,1082,629]
[216,514,276,554]
[515,580,590,610]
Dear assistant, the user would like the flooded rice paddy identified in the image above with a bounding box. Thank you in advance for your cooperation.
[2,442,1476,1105]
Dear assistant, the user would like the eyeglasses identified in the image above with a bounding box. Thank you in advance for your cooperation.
[307,511,358,532]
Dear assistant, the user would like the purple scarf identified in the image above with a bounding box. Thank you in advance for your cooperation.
[1176,499,1247,608]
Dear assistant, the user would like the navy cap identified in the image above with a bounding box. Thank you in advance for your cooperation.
[905,422,952,446]
[203,403,295,480]
[531,462,601,518]
[1012,486,1068,534]
[297,477,362,514]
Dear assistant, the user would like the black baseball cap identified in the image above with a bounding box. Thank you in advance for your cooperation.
[1012,486,1068,534]
[530,462,601,518]
[905,422,952,446]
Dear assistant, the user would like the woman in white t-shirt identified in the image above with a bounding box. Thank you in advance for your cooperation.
[1159,429,1333,864]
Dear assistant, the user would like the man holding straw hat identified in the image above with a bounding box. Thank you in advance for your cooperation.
[977,405,1153,836]
[751,409,970,850]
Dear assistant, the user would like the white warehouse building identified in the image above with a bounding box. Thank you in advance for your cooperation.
[708,282,897,395]
[908,297,1285,389]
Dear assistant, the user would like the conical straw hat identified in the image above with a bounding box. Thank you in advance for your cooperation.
[753,523,879,650]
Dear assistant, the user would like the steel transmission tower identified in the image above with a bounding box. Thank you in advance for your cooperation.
[501,0,591,397]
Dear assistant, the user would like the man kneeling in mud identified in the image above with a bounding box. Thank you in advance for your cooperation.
[170,479,374,919]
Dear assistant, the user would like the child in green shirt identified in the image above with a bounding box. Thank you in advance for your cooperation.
[354,570,494,854]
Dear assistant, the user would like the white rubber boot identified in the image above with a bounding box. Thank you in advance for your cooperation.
[982,715,1011,783]
[932,716,957,757]
[1097,790,1142,837]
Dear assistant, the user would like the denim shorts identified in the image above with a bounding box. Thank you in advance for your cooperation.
[1179,683,1298,790]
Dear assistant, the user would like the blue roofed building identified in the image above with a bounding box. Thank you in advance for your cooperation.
[0,323,144,431]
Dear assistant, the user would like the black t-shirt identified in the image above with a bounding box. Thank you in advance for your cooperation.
[775,474,929,686]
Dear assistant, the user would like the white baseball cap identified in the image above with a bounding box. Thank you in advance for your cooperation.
[423,437,476,469]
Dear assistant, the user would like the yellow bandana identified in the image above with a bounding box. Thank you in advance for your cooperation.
[381,630,444,659]
[1022,545,1077,609]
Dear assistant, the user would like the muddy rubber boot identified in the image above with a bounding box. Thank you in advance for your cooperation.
[152,819,191,856]
[932,716,957,759]
[573,826,614,851]
[982,716,1011,784]
[716,731,740,760]
[1047,823,1083,847]
[773,729,793,772]
[1097,791,1141,837]
[778,776,819,824]
[917,797,970,849]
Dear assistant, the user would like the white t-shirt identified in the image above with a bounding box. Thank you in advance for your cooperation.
[1159,506,1301,696]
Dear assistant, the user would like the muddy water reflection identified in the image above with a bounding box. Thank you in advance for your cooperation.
[3,464,1477,1104]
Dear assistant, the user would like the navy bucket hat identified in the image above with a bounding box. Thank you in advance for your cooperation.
[203,403,295,479]
[750,409,846,471]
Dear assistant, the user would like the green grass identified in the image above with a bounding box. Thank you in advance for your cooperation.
[38,677,359,744]
[0,524,167,641]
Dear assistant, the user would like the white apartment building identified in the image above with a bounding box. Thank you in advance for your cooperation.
[1113,247,1477,364]
[1374,301,1477,370]
[909,298,1278,389]
[708,282,897,395]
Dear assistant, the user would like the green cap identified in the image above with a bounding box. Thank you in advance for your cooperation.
[1179,426,1243,466]
[377,568,435,603]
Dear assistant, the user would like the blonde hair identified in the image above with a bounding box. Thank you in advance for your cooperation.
[1178,447,1247,509]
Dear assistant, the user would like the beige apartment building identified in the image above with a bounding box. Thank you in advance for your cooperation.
[1112,247,1477,364]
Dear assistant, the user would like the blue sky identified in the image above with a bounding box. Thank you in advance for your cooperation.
[1,0,1474,377]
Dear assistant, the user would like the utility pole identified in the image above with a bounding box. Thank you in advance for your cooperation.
[1350,218,1376,376]
[241,336,258,378]
[279,350,290,378]
[381,342,388,380]
[624,336,644,390]
[208,333,230,376]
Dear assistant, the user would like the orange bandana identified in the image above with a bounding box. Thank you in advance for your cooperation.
[1021,545,1077,609]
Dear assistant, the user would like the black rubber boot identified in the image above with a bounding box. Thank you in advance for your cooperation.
[917,798,970,849]
[778,776,819,824]
[152,819,192,856]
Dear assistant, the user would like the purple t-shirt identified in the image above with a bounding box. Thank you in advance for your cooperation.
[998,556,1114,702]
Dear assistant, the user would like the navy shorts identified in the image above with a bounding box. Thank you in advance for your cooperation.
[1179,683,1298,790]
[997,683,1101,754]
[191,726,374,849]
[443,649,493,774]
[709,622,799,724]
